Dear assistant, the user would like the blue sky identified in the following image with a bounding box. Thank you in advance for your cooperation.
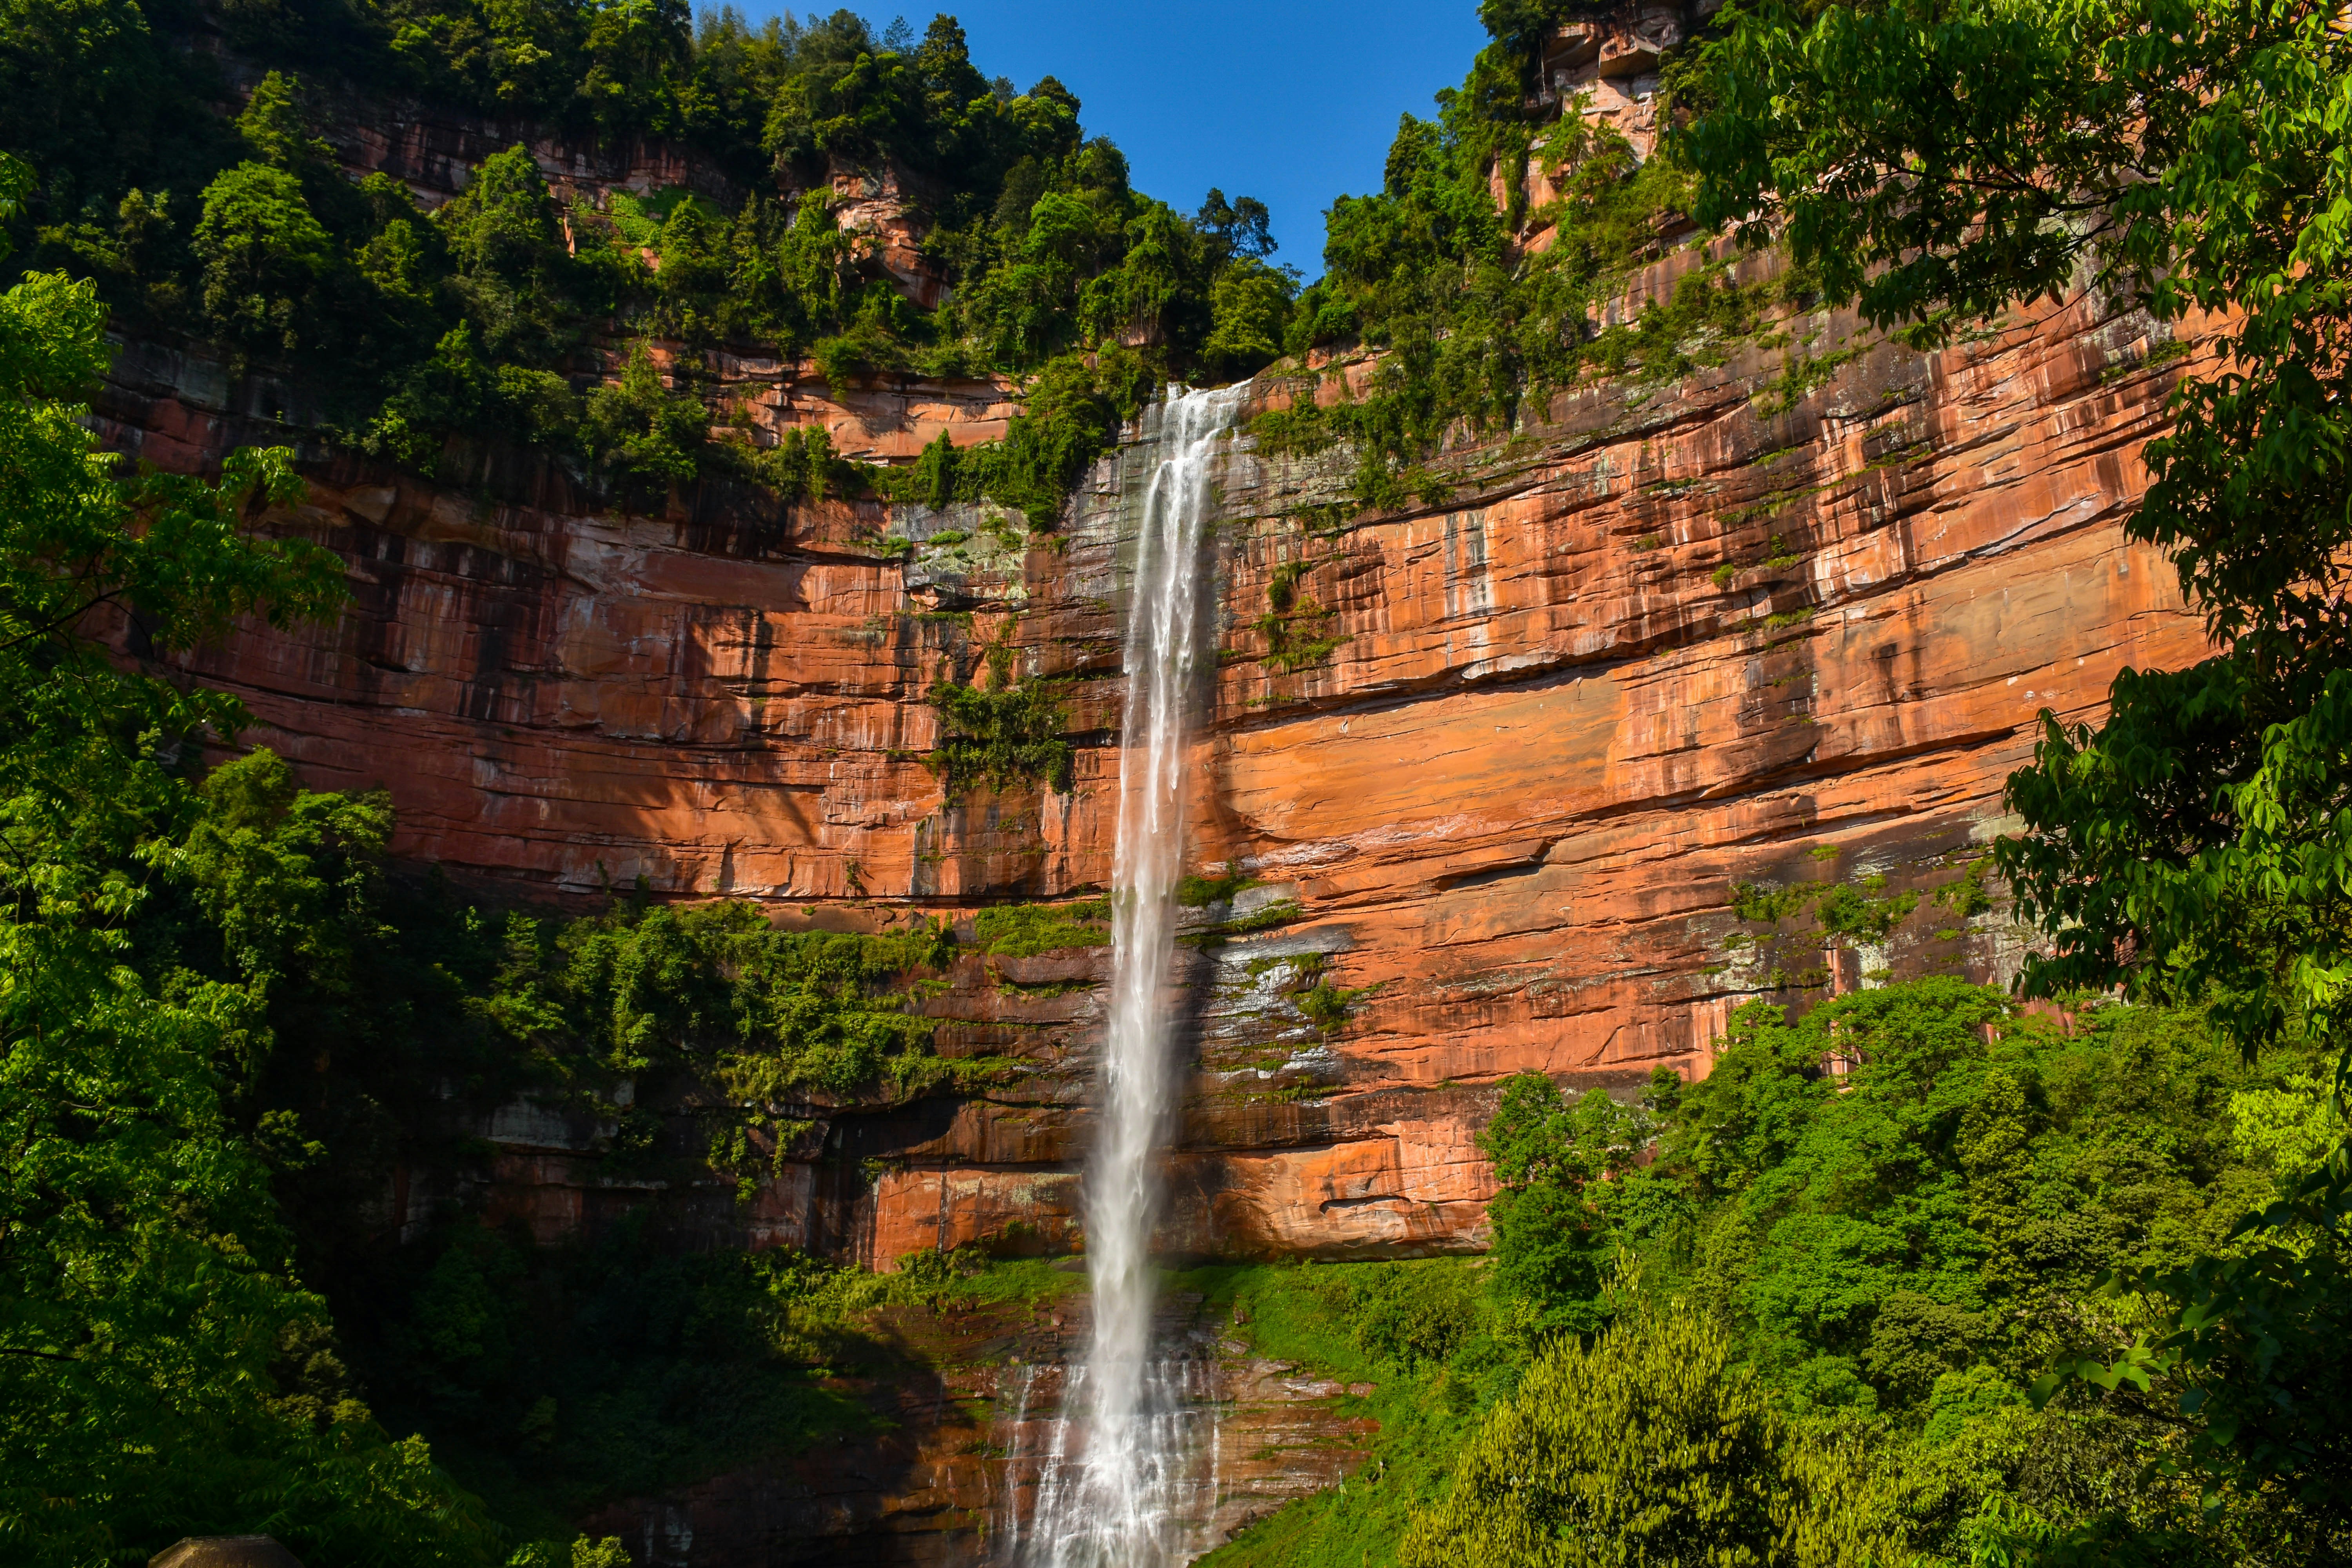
[744,2,1494,272]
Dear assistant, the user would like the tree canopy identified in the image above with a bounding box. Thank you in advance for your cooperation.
[1,8,1299,524]
[0,160,502,1558]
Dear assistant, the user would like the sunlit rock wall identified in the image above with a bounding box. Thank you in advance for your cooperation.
[98,250,2210,1279]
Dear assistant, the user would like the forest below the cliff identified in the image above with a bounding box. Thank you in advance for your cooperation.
[3,0,2351,1563]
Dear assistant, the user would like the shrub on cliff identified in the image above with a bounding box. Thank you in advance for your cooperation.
[929,673,1077,796]
[972,899,1111,956]
[492,894,955,1104]
[580,339,708,504]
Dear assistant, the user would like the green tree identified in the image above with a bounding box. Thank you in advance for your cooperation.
[1199,257,1293,382]
[370,322,498,466]
[577,0,690,134]
[952,349,1153,527]
[377,0,587,118]
[0,0,222,211]
[25,185,190,327]
[0,192,495,1559]
[1477,1074,1658,1334]
[434,143,581,365]
[1401,1298,1908,1568]
[193,161,334,356]
[236,69,336,174]
[723,189,858,354]
[581,338,706,502]
[2032,1172,2352,1561]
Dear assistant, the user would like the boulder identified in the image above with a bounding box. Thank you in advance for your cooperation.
[149,1539,305,1568]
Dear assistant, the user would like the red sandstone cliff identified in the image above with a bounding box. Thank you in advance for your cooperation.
[78,31,2218,1555]
[100,250,2210,1267]
[98,263,2208,1561]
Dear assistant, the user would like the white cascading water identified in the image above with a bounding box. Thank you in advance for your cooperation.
[1012,383,1248,1568]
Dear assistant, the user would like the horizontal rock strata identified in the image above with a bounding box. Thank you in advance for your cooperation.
[108,260,2210,1270]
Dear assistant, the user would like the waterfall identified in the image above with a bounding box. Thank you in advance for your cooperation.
[1016,383,1247,1568]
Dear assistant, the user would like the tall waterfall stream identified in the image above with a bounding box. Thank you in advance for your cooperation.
[1010,383,1248,1567]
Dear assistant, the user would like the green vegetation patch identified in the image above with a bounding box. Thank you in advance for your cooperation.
[929,676,1077,796]
[1208,981,2340,1567]
[495,895,956,1103]
[1176,867,1260,906]
[1298,978,1377,1034]
[1729,867,1920,947]
[973,898,1112,956]
[1180,898,1306,947]
[1249,556,1351,673]
[872,352,1156,527]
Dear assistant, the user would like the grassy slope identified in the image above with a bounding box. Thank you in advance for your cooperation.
[1182,1259,1492,1568]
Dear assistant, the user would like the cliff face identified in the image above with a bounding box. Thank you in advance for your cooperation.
[84,64,2211,1557]
[94,269,2205,1559]
[103,254,2208,1270]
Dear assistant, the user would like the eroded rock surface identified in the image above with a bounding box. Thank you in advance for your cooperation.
[105,257,2209,1275]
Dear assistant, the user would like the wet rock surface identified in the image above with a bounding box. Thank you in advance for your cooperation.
[578,1287,1374,1568]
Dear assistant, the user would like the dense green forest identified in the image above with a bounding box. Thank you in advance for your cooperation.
[4,0,2352,1561]
[0,0,1298,521]
[1203,987,2345,1566]
[0,0,1775,525]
